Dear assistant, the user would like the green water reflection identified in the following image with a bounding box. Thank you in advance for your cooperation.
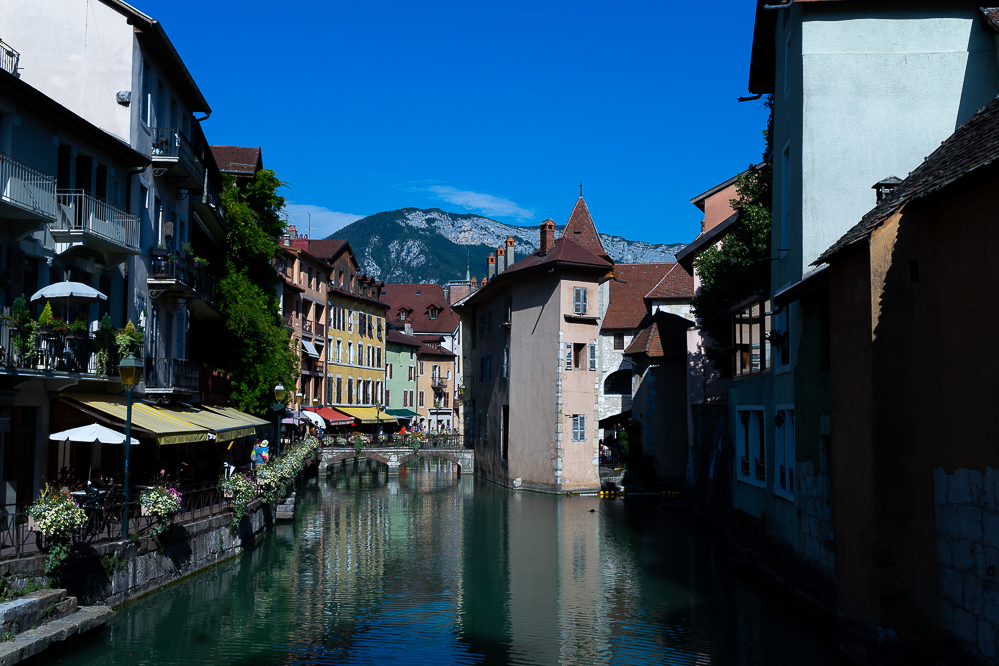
[37,461,842,665]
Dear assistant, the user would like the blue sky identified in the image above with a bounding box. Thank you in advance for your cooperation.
[148,0,767,245]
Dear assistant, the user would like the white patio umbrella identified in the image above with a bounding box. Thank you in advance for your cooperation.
[30,281,108,306]
[49,423,138,445]
[30,281,108,322]
[300,410,325,428]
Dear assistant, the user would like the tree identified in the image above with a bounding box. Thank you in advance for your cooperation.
[214,170,298,415]
[690,156,772,377]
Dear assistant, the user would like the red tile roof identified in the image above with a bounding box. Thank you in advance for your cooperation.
[645,263,695,300]
[304,238,349,261]
[623,311,691,359]
[417,342,456,359]
[602,263,676,330]
[503,235,613,277]
[209,146,262,175]
[563,197,610,260]
[382,283,460,334]
[386,329,423,348]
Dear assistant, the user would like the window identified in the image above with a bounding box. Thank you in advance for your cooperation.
[480,354,491,383]
[589,343,596,371]
[772,307,790,369]
[419,360,425,376]
[429,306,438,320]
[774,407,795,499]
[565,343,572,371]
[613,333,624,350]
[573,343,586,369]
[604,370,632,395]
[336,376,342,403]
[734,298,771,376]
[572,415,586,442]
[573,287,588,315]
[504,297,512,324]
[409,390,414,407]
[503,346,509,379]
[387,363,392,379]
[443,392,449,408]
[347,378,354,405]
[386,390,391,407]
[736,408,766,487]
[419,390,425,408]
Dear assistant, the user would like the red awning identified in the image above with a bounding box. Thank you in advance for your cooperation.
[311,407,355,426]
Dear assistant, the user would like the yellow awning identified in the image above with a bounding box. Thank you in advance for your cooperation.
[157,405,257,443]
[202,405,272,432]
[62,394,212,446]
[337,406,392,424]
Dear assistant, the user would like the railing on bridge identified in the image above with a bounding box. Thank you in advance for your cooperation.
[323,432,468,450]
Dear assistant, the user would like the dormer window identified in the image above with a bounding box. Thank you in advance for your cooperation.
[429,307,439,320]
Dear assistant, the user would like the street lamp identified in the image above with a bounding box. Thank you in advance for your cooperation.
[295,391,303,443]
[118,352,143,539]
[273,383,285,458]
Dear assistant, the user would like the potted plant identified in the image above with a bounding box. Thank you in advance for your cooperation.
[27,484,87,574]
[138,486,182,536]
[37,301,55,335]
[218,473,255,531]
[115,320,144,360]
[92,313,115,375]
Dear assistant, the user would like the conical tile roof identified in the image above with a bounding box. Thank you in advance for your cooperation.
[563,197,610,261]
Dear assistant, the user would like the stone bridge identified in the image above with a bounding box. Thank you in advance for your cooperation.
[319,446,474,475]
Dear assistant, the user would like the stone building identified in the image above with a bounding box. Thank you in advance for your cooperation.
[455,197,613,493]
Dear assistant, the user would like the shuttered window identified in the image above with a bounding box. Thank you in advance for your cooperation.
[573,287,588,315]
[589,343,596,371]
[565,343,572,371]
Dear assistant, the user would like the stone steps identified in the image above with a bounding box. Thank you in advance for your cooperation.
[276,493,296,520]
[0,605,114,665]
[0,587,114,665]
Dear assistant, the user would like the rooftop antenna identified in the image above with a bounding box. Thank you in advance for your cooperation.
[308,212,312,240]
[580,181,583,198]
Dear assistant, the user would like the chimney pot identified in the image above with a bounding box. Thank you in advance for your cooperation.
[539,219,556,253]
[487,253,497,280]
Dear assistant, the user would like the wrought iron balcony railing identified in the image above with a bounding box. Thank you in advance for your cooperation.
[0,150,57,220]
[54,189,140,251]
[150,127,204,187]
[0,39,19,76]
[145,357,199,392]
[149,253,214,304]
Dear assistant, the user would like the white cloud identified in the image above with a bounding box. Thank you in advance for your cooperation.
[427,186,534,221]
[284,203,364,239]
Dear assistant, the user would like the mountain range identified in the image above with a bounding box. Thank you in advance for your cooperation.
[328,208,686,284]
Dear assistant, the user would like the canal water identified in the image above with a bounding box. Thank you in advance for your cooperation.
[38,462,844,665]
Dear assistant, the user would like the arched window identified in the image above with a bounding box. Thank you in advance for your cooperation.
[604,369,632,395]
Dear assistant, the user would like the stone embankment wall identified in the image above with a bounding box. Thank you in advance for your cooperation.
[934,467,999,662]
[2,499,273,607]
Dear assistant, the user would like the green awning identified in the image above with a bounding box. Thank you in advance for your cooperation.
[385,409,419,419]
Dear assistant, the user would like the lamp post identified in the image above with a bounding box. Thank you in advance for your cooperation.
[118,352,143,539]
[295,391,303,443]
[273,383,285,458]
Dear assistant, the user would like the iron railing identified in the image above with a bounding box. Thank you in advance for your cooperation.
[54,189,140,251]
[0,317,119,375]
[324,433,465,450]
[149,254,215,303]
[150,127,204,185]
[0,39,19,76]
[0,150,57,219]
[145,357,199,391]
[201,172,226,224]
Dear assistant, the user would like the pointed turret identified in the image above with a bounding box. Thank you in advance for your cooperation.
[563,196,611,262]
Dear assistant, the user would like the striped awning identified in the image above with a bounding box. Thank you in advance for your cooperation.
[202,405,272,433]
[62,394,212,446]
[312,407,354,426]
[337,406,392,425]
[157,405,257,442]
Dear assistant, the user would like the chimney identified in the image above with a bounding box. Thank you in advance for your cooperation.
[471,276,478,291]
[506,236,515,267]
[404,322,413,336]
[487,253,496,280]
[289,224,298,239]
[539,219,555,253]
[481,277,488,287]
[873,176,902,203]
[496,245,506,272]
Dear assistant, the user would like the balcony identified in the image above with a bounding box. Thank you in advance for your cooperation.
[193,171,226,243]
[150,127,204,190]
[0,151,57,236]
[145,357,199,393]
[0,317,120,377]
[148,251,216,310]
[431,376,448,389]
[303,320,313,335]
[52,189,140,266]
[0,39,19,77]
